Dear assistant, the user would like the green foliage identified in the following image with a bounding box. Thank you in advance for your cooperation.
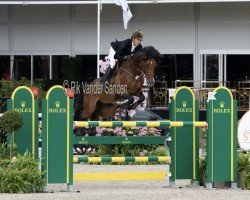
[0,152,45,193]
[0,144,6,158]
[199,129,207,150]
[92,144,158,157]
[200,157,206,178]
[0,110,23,158]
[196,152,206,186]
[0,143,18,158]
[0,78,28,98]
[0,110,23,133]
[243,165,250,190]
[0,127,6,145]
[148,146,169,156]
[238,152,250,172]
[0,143,7,159]
[33,79,46,99]
[238,152,250,190]
[0,77,45,99]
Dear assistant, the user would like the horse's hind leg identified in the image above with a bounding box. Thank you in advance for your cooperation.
[74,94,84,120]
[96,102,118,118]
[81,95,98,120]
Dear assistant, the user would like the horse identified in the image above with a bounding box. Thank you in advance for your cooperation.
[80,46,161,120]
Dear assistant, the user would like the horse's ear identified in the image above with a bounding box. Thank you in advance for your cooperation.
[158,54,163,64]
[159,54,164,59]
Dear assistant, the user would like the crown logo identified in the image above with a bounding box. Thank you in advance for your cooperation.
[55,101,60,108]
[219,101,225,108]
[20,101,26,108]
[182,101,187,108]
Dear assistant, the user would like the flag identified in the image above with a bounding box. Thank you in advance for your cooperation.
[108,0,133,29]
[113,0,133,29]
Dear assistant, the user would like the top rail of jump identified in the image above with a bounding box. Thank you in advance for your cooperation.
[74,120,207,128]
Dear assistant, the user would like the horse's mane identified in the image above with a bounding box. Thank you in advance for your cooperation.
[135,46,162,65]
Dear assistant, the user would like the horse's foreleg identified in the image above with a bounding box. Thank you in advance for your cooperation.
[115,94,134,108]
[127,93,146,110]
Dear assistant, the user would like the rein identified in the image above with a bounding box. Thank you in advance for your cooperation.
[120,68,145,80]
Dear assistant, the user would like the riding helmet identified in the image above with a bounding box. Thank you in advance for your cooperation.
[132,30,143,39]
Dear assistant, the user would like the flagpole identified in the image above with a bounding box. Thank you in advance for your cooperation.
[97,0,100,78]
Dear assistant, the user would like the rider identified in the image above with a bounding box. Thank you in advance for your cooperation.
[101,30,144,83]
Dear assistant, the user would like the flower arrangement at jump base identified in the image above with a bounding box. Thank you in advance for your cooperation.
[95,126,161,137]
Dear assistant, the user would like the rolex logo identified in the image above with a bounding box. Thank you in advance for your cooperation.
[176,101,192,112]
[55,101,60,108]
[182,101,187,108]
[20,101,26,108]
[15,101,31,113]
[49,101,66,113]
[219,101,225,108]
[213,101,230,113]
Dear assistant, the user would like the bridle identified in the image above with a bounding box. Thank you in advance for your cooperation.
[118,54,155,81]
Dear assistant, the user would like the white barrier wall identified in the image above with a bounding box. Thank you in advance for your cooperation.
[1,3,250,54]
[0,4,196,55]
[0,5,9,52]
[199,3,250,51]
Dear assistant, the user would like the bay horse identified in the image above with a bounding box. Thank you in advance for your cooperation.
[80,46,161,120]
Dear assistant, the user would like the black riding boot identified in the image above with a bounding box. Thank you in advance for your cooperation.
[101,66,114,83]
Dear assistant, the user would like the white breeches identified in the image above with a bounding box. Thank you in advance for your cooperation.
[108,47,116,69]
